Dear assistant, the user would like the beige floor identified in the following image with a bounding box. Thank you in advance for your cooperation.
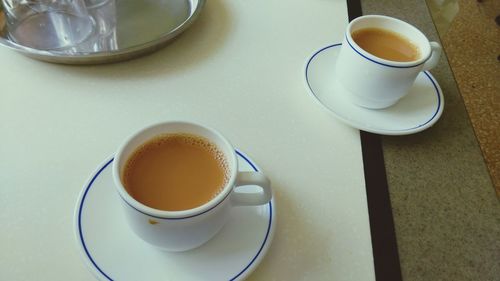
[427,0,500,197]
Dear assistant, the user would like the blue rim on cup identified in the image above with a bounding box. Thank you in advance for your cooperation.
[344,15,434,68]
[112,121,239,220]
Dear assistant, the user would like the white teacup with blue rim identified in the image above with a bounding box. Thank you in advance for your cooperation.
[335,15,442,109]
[112,121,272,252]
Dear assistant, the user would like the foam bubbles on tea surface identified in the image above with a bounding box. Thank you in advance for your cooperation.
[169,133,231,195]
[122,133,230,211]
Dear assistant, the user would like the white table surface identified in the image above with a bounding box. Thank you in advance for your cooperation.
[0,0,375,280]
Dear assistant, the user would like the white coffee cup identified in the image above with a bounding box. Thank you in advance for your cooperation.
[335,15,442,109]
[112,121,272,251]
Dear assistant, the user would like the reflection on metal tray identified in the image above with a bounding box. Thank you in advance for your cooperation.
[0,0,205,64]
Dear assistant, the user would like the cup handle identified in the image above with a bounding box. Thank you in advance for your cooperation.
[232,172,272,206]
[422,42,442,71]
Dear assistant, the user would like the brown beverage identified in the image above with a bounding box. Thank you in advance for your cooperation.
[122,134,229,211]
[351,27,420,62]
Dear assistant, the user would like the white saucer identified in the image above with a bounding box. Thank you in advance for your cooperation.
[74,150,275,281]
[305,44,444,135]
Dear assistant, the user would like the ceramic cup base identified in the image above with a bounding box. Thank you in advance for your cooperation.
[339,83,401,109]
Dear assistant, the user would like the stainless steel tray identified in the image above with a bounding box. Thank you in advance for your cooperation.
[0,0,205,64]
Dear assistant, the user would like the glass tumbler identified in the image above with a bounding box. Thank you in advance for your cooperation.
[2,0,93,50]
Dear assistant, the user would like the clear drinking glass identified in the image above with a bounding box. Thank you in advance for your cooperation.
[79,0,117,52]
[2,0,93,50]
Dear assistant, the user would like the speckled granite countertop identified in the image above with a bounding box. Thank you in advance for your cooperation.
[361,0,500,280]
[428,0,500,195]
